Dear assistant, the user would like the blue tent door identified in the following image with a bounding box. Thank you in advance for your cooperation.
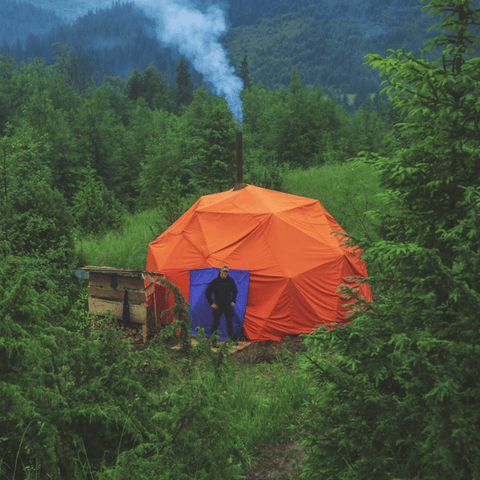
[189,268,250,341]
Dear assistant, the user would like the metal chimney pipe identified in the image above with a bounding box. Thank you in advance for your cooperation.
[233,132,247,190]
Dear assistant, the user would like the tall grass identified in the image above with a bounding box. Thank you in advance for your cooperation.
[223,360,310,450]
[282,162,386,242]
[76,209,160,270]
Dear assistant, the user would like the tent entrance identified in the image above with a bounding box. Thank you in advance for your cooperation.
[189,268,250,341]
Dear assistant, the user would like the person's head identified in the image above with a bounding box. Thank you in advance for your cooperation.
[220,265,229,278]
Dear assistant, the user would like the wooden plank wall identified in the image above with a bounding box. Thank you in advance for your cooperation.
[88,297,148,324]
[87,271,151,343]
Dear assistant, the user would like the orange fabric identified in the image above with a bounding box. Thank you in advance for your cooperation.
[146,185,372,341]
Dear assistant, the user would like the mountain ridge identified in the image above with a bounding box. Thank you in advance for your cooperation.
[1,0,479,106]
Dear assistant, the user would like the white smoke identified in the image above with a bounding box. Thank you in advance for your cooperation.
[136,0,243,124]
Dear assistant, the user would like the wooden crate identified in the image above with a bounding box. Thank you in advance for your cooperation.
[79,266,161,344]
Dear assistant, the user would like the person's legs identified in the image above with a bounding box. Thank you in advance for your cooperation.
[210,307,222,338]
[224,305,235,340]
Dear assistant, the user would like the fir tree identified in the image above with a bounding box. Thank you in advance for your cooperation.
[299,0,480,478]
[238,54,251,90]
[174,55,195,113]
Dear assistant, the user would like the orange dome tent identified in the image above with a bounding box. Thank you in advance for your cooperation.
[146,185,372,342]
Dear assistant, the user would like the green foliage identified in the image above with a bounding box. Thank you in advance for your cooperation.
[71,167,126,236]
[0,129,76,271]
[0,252,256,480]
[126,63,173,112]
[174,55,195,114]
[149,177,198,237]
[73,86,144,208]
[0,248,173,479]
[52,43,96,97]
[181,90,237,193]
[98,76,133,127]
[242,141,290,190]
[298,1,480,478]
[136,109,187,209]
[75,209,160,270]
[349,100,390,156]
[0,55,17,136]
[245,70,365,169]
[223,0,464,94]
[11,89,81,200]
[237,54,251,90]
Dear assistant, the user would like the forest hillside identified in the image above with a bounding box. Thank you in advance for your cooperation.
[2,0,480,104]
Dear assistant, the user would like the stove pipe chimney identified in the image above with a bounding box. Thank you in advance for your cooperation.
[233,132,247,191]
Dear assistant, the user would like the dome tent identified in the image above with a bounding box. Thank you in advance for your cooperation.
[146,185,372,342]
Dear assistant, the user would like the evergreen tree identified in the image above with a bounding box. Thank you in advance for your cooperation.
[181,90,236,193]
[0,128,76,271]
[52,43,95,97]
[238,54,251,90]
[299,1,480,479]
[142,62,171,111]
[174,55,195,113]
[126,63,171,111]
[71,166,125,236]
[99,75,132,126]
[0,55,16,136]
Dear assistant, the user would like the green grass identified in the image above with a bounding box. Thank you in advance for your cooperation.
[282,162,386,242]
[75,208,161,270]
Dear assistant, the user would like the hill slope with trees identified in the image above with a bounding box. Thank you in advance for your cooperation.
[1,0,479,102]
[0,0,64,44]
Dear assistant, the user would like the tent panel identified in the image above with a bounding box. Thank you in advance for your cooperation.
[277,206,346,245]
[248,186,318,213]
[264,215,342,278]
[242,275,288,341]
[195,211,267,258]
[211,222,285,276]
[182,213,212,259]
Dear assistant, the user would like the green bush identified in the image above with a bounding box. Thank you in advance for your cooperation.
[0,264,250,480]
[71,167,126,236]
[0,133,76,269]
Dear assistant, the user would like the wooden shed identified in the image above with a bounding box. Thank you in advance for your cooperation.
[79,266,164,344]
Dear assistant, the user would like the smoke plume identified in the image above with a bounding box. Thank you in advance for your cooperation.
[137,0,243,125]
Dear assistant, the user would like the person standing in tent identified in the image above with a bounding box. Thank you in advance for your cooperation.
[205,265,238,347]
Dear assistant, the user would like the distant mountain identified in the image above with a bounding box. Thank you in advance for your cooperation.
[0,0,65,43]
[16,0,112,22]
[1,0,479,107]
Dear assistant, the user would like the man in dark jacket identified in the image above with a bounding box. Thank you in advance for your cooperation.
[205,265,238,347]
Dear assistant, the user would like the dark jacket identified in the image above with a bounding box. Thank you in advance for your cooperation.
[205,274,238,306]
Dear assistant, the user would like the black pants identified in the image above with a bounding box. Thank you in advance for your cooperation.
[210,304,234,339]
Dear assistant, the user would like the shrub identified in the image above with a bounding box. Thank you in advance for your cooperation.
[71,167,126,236]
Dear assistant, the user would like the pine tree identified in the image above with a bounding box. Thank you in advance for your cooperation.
[174,55,195,113]
[238,54,251,90]
[299,1,480,478]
